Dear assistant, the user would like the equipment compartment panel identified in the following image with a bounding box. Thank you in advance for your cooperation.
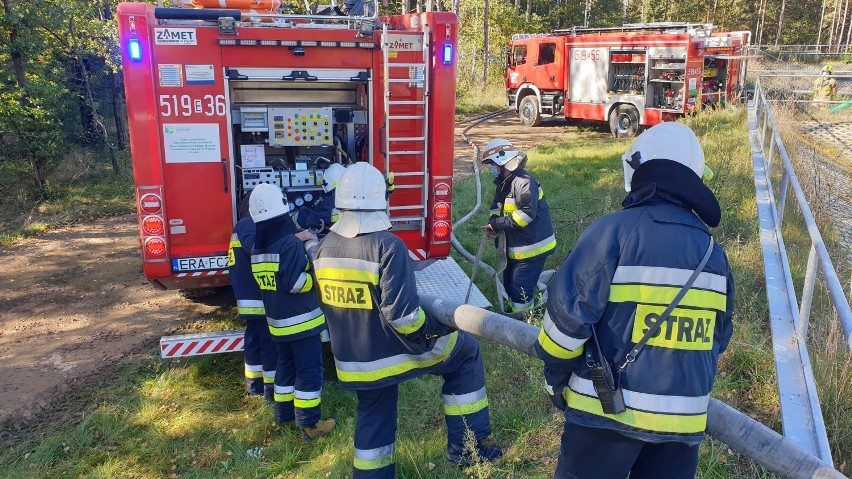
[268,107,332,147]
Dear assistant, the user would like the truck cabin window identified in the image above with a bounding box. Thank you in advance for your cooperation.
[512,45,527,66]
[538,43,555,65]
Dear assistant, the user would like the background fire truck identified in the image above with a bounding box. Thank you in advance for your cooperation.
[505,23,750,137]
[117,1,460,292]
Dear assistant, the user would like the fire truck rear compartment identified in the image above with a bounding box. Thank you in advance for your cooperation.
[228,77,370,210]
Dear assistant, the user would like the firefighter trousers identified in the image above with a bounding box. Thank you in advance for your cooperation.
[242,315,277,397]
[352,332,491,478]
[555,422,699,479]
[273,334,324,428]
[503,255,548,312]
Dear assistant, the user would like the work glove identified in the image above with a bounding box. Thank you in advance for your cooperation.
[544,366,571,412]
[548,386,567,412]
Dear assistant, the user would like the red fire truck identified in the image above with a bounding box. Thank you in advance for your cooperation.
[505,23,750,137]
[117,2,459,291]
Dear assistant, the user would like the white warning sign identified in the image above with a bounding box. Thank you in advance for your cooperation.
[163,123,220,164]
[154,28,197,46]
[382,33,422,51]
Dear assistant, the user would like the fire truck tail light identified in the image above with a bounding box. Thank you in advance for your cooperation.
[433,221,450,240]
[139,193,163,214]
[128,39,142,61]
[142,215,165,236]
[442,44,453,64]
[434,202,451,221]
[144,237,167,257]
[434,182,451,201]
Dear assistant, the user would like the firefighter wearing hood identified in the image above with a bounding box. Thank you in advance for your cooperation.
[481,139,557,312]
[312,162,501,478]
[536,122,735,479]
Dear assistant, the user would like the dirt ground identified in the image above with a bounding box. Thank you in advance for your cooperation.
[0,114,576,447]
[0,214,228,444]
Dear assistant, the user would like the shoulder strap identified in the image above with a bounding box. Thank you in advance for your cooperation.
[618,237,715,372]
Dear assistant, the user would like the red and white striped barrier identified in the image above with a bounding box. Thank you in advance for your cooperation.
[160,330,245,358]
[175,269,230,278]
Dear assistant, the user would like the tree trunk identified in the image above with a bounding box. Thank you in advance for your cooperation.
[112,72,126,151]
[400,0,407,14]
[452,0,459,15]
[69,19,120,174]
[482,0,489,85]
[525,0,531,19]
[774,0,786,45]
[836,0,849,53]
[817,0,827,47]
[514,0,520,11]
[756,0,767,45]
[2,0,27,92]
[828,0,838,50]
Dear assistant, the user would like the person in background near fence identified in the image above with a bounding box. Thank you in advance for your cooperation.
[313,162,501,478]
[536,123,734,479]
[249,183,337,441]
[813,65,837,104]
[228,196,278,401]
[481,138,556,313]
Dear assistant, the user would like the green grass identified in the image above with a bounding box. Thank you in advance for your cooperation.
[2,107,849,477]
[0,149,135,246]
[456,82,508,118]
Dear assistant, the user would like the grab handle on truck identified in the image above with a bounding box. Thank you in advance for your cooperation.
[282,70,318,81]
[221,158,229,193]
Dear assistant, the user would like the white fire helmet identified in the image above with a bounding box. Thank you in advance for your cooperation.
[481,138,525,172]
[322,163,346,193]
[621,122,713,192]
[248,183,290,223]
[331,162,392,238]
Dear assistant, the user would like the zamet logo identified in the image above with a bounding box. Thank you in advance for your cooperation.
[154,28,197,46]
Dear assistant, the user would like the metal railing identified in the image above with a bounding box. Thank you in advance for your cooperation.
[749,76,852,464]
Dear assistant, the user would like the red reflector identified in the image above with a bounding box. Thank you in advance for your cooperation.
[142,215,165,235]
[144,237,166,256]
[434,182,451,201]
[434,202,451,221]
[140,193,162,214]
[433,221,450,240]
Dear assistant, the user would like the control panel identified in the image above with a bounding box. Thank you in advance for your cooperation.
[269,107,333,147]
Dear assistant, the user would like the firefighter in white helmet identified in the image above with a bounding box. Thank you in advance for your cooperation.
[248,183,337,440]
[228,195,277,401]
[813,64,837,103]
[481,138,556,312]
[537,122,734,478]
[312,162,501,477]
[291,163,346,231]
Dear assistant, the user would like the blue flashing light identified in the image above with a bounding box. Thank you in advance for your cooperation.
[129,39,142,61]
[442,44,453,64]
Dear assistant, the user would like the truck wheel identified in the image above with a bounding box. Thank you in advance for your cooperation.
[609,104,639,138]
[519,96,543,127]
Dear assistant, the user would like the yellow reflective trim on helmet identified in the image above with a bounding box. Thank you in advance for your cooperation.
[608,284,727,312]
[537,329,584,359]
[565,390,707,434]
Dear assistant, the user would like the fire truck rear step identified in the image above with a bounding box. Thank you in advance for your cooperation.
[159,258,489,358]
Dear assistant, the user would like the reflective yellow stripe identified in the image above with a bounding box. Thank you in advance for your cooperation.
[230,239,241,248]
[298,274,314,293]
[315,268,379,285]
[565,390,707,434]
[537,329,584,359]
[538,187,544,199]
[238,306,266,315]
[251,262,280,273]
[354,446,395,471]
[444,397,489,416]
[294,398,321,408]
[507,237,556,260]
[511,211,530,227]
[336,332,458,383]
[275,392,294,402]
[392,308,425,335]
[268,314,326,337]
[608,284,727,312]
